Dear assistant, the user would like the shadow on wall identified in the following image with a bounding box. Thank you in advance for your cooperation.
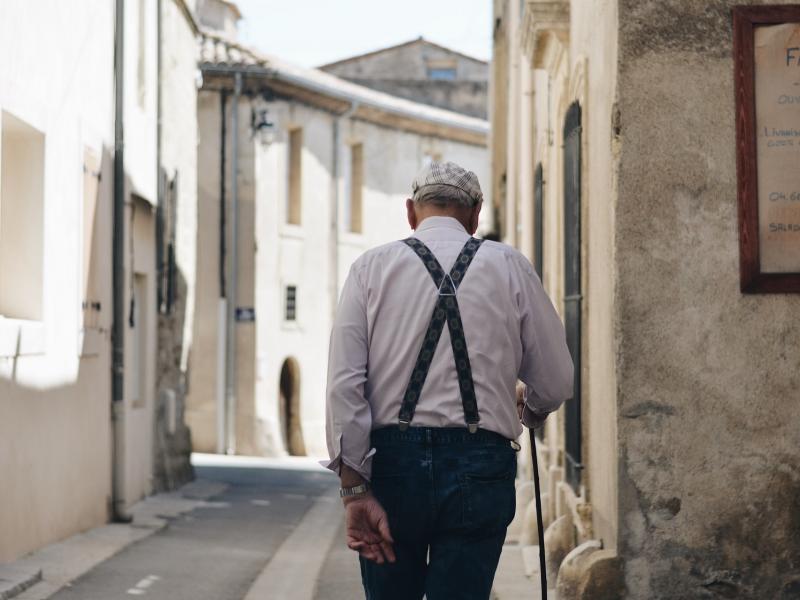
[278,357,306,456]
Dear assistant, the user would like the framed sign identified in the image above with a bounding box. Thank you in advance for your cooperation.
[734,6,800,293]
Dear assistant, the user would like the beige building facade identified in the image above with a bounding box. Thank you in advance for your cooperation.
[493,0,800,597]
[185,16,491,459]
[0,0,197,562]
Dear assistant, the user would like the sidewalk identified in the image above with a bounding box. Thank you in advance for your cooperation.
[492,543,544,600]
[0,479,227,600]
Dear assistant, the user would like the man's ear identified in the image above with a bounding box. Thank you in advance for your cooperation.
[406,199,417,231]
[468,202,482,235]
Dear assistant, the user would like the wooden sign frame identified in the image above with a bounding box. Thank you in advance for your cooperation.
[734,5,800,293]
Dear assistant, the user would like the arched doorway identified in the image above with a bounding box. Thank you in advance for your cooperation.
[278,358,306,456]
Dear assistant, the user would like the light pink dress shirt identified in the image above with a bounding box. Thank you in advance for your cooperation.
[324,216,573,480]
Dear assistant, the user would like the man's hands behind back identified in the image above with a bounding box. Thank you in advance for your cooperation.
[344,494,396,565]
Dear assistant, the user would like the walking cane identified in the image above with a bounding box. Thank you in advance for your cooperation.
[528,428,547,599]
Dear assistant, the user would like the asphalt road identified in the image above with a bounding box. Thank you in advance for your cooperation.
[48,459,362,600]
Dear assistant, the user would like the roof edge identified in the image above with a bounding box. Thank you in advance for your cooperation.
[318,36,489,70]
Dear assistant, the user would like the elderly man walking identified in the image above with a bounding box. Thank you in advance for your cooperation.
[324,161,573,600]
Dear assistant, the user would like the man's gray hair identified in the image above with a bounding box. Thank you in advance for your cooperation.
[413,183,477,208]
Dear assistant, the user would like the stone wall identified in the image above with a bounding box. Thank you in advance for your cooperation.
[322,39,489,118]
[615,1,800,596]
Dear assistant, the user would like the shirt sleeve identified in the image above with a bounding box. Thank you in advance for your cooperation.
[321,263,376,481]
[509,253,574,421]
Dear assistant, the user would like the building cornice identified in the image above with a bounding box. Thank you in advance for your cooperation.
[520,0,570,69]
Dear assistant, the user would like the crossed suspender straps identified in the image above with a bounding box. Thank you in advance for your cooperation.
[398,236,485,433]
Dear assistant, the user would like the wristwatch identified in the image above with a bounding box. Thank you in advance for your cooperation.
[339,483,370,498]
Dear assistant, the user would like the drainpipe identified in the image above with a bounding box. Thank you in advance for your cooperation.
[111,0,131,523]
[216,90,227,454]
[224,72,242,455]
[330,103,358,317]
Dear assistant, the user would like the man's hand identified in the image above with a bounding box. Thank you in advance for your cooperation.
[516,381,526,421]
[517,381,548,429]
[344,494,396,564]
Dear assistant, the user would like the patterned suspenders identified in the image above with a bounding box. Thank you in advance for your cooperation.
[398,237,485,433]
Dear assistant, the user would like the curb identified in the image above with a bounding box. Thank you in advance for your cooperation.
[0,567,42,600]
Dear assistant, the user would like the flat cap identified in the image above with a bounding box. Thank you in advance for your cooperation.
[412,161,483,206]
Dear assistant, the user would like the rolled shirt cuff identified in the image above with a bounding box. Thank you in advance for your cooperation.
[522,404,550,430]
[320,434,376,482]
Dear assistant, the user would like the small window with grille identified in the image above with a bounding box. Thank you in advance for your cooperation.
[285,285,297,322]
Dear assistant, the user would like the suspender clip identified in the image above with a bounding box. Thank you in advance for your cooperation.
[468,423,479,434]
[398,420,410,432]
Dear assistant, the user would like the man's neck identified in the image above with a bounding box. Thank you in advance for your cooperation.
[416,212,471,232]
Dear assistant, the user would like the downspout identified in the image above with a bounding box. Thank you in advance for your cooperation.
[224,72,242,455]
[330,102,358,318]
[111,0,132,522]
[216,90,227,454]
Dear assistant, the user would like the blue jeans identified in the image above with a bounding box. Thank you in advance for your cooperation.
[359,426,517,600]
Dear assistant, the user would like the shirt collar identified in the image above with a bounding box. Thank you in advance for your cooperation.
[415,216,468,234]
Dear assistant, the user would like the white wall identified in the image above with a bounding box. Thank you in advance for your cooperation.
[0,0,115,562]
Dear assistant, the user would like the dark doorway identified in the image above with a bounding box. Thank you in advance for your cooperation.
[278,358,306,456]
[563,101,583,492]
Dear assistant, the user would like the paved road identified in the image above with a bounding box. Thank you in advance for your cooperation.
[42,456,530,600]
[49,458,359,600]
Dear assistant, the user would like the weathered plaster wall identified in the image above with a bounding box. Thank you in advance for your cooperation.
[615,1,800,597]
[153,0,198,491]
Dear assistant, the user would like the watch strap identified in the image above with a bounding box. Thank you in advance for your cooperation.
[339,483,370,498]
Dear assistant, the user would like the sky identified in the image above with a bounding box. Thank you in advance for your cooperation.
[233,0,492,68]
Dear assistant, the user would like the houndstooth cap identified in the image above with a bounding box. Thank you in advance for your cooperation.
[412,161,483,206]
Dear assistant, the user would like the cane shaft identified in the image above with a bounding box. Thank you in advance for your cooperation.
[529,429,547,599]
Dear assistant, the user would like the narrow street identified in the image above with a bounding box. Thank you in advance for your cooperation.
[9,455,533,600]
[42,457,363,600]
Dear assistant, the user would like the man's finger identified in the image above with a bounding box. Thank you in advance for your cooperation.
[361,545,384,564]
[376,515,394,544]
[380,539,396,563]
[348,540,365,551]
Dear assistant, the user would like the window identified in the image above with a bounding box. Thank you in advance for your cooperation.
[427,68,457,81]
[349,143,363,233]
[0,111,45,321]
[287,128,303,225]
[285,285,297,321]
